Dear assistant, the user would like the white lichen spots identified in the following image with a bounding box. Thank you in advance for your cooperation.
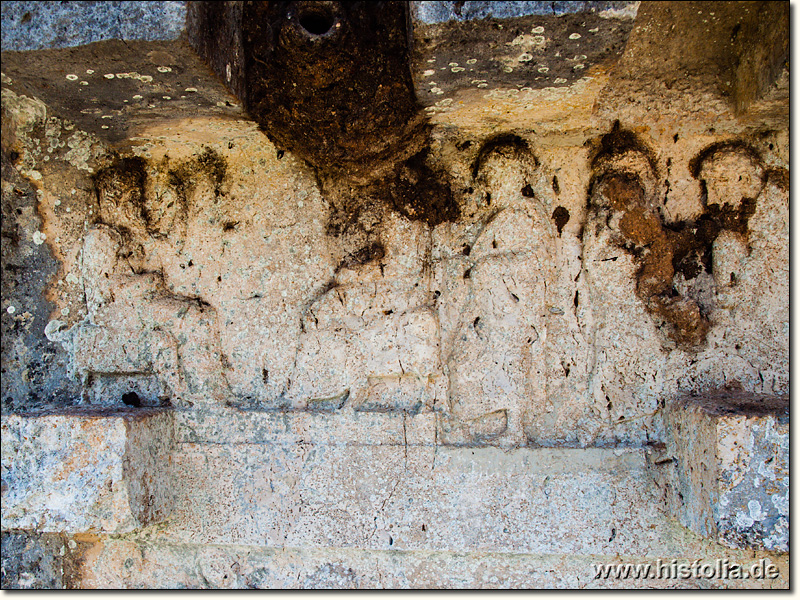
[32,231,46,245]
[139,75,153,83]
[518,53,533,63]
[6,305,16,314]
[80,81,89,86]
[429,87,444,95]
[466,58,477,65]
[424,106,437,112]
[54,199,61,206]
[477,83,488,88]
[577,54,588,61]
[427,58,436,63]
[86,69,95,74]
[748,500,767,521]
[448,62,459,67]
[185,87,198,93]
[589,27,599,33]
[158,66,173,74]
[569,33,582,40]
[101,125,110,130]
[216,101,227,107]
[537,66,550,73]
[574,64,585,70]
[554,78,568,84]
[163,96,172,100]
[66,273,81,285]
[66,207,71,213]
[532,26,545,34]
[101,115,113,119]
[104,74,115,79]
[423,70,435,77]
[772,492,789,515]
[66,74,79,81]
[225,63,232,81]
[133,94,143,100]
[503,66,513,73]
[735,511,754,528]
[61,307,70,317]
[451,66,465,73]
[436,98,453,107]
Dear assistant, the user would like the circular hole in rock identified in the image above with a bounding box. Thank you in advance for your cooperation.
[299,9,334,35]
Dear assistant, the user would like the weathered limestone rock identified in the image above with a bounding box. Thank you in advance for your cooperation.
[0,0,789,590]
[655,393,789,553]
[1,408,175,533]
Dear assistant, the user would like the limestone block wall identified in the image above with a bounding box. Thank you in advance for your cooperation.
[0,0,789,590]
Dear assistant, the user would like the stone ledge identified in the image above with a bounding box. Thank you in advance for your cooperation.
[655,392,789,553]
[1,408,175,534]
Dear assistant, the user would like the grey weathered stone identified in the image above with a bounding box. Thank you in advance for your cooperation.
[1,408,175,533]
[0,531,63,589]
[411,1,639,24]
[1,1,187,51]
[657,393,789,553]
[0,0,790,590]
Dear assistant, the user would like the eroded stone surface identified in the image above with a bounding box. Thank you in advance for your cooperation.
[1,408,175,533]
[0,0,789,589]
[658,393,789,553]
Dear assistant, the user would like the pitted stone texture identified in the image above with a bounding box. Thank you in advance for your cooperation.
[1,408,175,533]
[409,0,638,118]
[412,1,639,24]
[662,393,789,553]
[0,531,63,589]
[77,541,789,589]
[1,1,187,51]
[139,413,691,558]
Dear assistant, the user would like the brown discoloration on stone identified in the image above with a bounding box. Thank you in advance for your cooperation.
[682,390,789,421]
[1,40,243,147]
[374,149,458,227]
[551,206,569,235]
[409,9,635,106]
[593,172,710,348]
[62,534,100,589]
[242,1,423,177]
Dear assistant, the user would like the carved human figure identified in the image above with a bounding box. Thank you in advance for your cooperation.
[286,209,443,413]
[436,140,556,446]
[694,143,788,393]
[75,160,231,407]
[581,132,672,445]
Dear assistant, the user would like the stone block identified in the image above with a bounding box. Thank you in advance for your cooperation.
[659,392,789,552]
[1,408,175,534]
[1,1,187,51]
[408,1,639,121]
